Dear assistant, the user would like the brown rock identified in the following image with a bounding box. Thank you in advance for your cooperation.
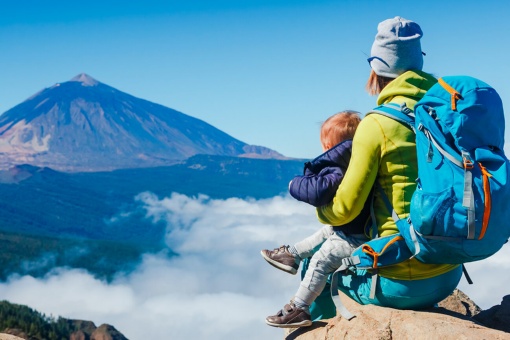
[1,329,28,340]
[0,333,26,340]
[285,290,510,340]
[91,324,128,340]
[69,319,97,340]
[438,288,482,317]
[474,295,510,333]
[70,330,88,340]
[67,319,129,340]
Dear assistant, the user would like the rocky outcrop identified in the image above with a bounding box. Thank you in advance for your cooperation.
[90,324,127,340]
[0,330,26,340]
[69,320,128,340]
[474,295,510,333]
[436,288,481,317]
[0,333,25,340]
[69,320,97,340]
[0,320,127,340]
[285,290,510,340]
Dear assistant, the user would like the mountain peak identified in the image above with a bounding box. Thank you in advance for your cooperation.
[70,73,99,86]
[0,74,285,171]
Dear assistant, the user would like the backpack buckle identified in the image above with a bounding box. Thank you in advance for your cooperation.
[462,152,474,170]
[463,159,473,169]
[399,102,414,117]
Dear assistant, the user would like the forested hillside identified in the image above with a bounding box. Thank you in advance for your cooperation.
[0,300,127,340]
[0,301,71,339]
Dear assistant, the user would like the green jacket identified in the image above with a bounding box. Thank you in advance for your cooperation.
[317,70,459,280]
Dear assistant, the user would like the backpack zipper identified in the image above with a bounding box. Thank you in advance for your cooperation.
[478,162,492,240]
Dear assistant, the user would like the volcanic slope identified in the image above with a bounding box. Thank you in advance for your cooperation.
[0,73,284,171]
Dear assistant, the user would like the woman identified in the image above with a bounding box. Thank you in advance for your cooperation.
[316,16,462,311]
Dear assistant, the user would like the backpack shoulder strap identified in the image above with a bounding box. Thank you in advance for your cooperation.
[369,102,416,133]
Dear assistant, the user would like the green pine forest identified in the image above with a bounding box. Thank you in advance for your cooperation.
[0,300,72,339]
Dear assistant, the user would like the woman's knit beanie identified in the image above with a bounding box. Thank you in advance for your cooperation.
[369,16,424,78]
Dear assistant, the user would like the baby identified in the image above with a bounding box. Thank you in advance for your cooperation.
[261,111,371,327]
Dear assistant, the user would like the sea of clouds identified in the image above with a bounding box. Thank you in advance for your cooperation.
[0,193,509,339]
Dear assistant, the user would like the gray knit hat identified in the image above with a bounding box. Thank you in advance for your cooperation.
[368,16,423,78]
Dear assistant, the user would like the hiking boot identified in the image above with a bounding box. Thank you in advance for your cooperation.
[260,245,299,275]
[265,302,312,328]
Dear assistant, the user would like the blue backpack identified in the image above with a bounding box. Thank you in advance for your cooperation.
[330,76,510,320]
[373,75,510,264]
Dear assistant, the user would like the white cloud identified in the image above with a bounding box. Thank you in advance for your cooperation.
[0,193,508,339]
[0,194,319,340]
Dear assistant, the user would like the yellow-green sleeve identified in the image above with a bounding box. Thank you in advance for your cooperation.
[317,115,382,225]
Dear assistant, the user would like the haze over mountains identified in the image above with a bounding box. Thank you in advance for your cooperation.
[0,73,285,172]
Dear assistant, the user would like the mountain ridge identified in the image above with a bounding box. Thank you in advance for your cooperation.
[0,73,286,172]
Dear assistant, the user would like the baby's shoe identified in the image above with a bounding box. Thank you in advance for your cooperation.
[260,245,300,275]
[265,301,312,328]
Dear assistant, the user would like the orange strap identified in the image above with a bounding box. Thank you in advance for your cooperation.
[362,245,379,269]
[438,78,463,111]
[478,163,492,240]
[362,236,403,269]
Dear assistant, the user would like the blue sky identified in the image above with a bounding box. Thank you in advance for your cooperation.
[1,0,509,160]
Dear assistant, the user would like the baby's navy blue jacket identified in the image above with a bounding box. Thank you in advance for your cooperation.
[289,140,370,235]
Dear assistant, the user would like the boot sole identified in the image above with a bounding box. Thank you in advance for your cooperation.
[265,319,312,328]
[260,250,297,275]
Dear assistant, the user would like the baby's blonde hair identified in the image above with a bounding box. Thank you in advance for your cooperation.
[320,111,361,150]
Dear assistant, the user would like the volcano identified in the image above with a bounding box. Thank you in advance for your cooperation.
[0,73,283,171]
